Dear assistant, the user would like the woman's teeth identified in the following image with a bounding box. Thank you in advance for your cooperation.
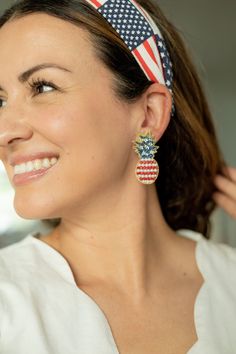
[14,157,58,175]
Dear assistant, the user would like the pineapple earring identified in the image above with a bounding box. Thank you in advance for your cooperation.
[132,129,160,185]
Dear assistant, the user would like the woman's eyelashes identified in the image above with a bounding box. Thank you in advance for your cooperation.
[29,78,59,96]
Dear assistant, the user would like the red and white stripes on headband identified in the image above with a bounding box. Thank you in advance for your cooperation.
[86,0,174,112]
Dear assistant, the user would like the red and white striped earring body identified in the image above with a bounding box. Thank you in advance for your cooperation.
[132,130,160,185]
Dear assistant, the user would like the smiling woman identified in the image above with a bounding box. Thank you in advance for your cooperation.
[0,1,236,354]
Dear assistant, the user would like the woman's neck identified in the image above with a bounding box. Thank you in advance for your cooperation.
[41,185,179,299]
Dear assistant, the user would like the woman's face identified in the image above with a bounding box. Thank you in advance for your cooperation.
[0,13,139,220]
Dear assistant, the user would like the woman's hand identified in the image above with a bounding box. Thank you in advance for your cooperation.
[213,166,236,219]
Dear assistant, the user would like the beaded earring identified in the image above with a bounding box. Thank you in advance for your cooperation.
[132,129,160,185]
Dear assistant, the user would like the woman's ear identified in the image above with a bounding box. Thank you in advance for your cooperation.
[139,82,172,140]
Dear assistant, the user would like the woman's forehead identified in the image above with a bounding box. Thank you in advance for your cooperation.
[0,13,92,58]
[0,13,100,80]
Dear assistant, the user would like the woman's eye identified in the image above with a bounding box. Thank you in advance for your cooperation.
[30,79,57,95]
[36,84,54,94]
[0,98,7,108]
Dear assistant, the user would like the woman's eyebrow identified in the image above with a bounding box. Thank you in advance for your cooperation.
[0,63,72,91]
[18,63,72,83]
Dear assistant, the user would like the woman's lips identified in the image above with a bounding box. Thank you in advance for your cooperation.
[13,164,56,186]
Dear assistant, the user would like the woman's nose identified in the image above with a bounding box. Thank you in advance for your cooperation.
[0,111,33,147]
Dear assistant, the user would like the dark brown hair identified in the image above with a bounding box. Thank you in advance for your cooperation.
[0,0,228,238]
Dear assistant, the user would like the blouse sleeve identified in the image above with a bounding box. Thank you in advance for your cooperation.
[0,294,4,341]
[0,255,7,343]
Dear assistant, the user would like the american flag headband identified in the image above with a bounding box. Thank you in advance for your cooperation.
[86,0,175,115]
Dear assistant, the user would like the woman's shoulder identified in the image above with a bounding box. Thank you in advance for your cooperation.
[178,229,236,285]
[178,228,236,257]
[200,233,236,283]
[0,232,69,286]
[0,235,38,326]
[0,233,33,253]
[0,234,38,277]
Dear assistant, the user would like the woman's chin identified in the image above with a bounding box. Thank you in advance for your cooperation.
[13,196,57,221]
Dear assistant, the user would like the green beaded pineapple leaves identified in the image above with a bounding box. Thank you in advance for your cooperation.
[133,130,159,159]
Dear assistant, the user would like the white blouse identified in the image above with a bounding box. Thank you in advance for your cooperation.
[0,229,236,354]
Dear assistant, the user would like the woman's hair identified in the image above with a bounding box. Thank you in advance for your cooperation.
[0,0,228,238]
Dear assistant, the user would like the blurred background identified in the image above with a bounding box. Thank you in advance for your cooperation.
[0,0,235,248]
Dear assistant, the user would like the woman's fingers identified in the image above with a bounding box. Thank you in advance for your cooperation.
[222,165,236,182]
[213,166,236,219]
[214,173,236,201]
[213,191,236,219]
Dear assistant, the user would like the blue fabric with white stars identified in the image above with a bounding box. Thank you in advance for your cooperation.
[98,0,154,51]
[155,34,174,92]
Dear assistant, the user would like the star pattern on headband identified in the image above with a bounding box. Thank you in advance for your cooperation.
[98,0,154,50]
[155,34,174,91]
[88,0,175,114]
